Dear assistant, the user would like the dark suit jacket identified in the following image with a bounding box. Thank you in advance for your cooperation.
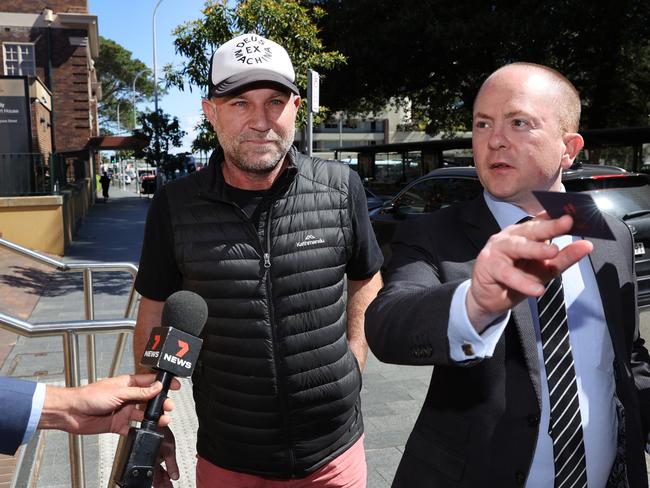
[365,196,650,488]
[0,377,37,455]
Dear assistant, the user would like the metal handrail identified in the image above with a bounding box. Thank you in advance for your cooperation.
[0,237,140,488]
[0,312,136,335]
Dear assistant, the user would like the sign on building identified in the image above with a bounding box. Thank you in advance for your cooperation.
[0,77,34,196]
[0,77,31,154]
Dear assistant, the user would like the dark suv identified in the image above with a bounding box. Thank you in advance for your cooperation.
[370,163,650,308]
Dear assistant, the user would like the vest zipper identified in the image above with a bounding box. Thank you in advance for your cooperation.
[262,203,295,475]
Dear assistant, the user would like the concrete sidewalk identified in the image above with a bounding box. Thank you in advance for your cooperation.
[0,184,648,487]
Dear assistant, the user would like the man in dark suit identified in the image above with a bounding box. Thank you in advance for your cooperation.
[0,373,179,456]
[365,62,650,487]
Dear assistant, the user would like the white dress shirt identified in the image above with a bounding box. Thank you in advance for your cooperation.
[22,382,46,445]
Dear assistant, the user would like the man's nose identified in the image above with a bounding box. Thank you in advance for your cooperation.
[248,105,271,131]
[487,124,508,150]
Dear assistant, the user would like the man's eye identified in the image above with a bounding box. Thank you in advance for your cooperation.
[269,99,284,106]
[474,120,489,129]
[233,100,247,107]
[512,119,528,127]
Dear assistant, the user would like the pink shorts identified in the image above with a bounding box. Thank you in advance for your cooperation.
[196,435,366,488]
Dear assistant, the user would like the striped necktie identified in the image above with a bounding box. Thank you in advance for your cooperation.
[537,276,588,488]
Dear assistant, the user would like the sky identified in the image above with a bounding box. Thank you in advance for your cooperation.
[89,0,212,154]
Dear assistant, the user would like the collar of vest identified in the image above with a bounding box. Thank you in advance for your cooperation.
[197,146,300,203]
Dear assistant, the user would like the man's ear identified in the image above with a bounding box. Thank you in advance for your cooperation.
[201,98,218,127]
[292,95,301,110]
[561,132,585,169]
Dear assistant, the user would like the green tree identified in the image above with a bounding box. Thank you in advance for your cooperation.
[165,0,345,150]
[95,37,157,133]
[133,110,186,169]
[316,0,650,134]
[191,118,218,155]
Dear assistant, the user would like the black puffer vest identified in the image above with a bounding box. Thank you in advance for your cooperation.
[161,147,363,478]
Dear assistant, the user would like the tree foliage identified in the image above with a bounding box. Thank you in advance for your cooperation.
[316,0,650,134]
[95,37,157,133]
[165,0,346,149]
[132,110,186,169]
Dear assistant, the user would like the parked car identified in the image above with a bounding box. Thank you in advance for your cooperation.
[365,187,390,211]
[370,163,650,307]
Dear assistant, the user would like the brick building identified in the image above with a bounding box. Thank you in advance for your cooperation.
[0,0,100,254]
[0,0,100,158]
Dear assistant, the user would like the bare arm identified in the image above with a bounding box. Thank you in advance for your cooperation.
[38,374,179,436]
[347,272,383,372]
[134,297,165,374]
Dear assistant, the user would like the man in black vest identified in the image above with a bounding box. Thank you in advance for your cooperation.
[365,63,650,487]
[133,33,383,487]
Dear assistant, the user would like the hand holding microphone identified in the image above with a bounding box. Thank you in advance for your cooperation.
[114,290,208,488]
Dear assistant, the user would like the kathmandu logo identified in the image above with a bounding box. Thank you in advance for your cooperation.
[296,234,325,248]
[0,103,4,109]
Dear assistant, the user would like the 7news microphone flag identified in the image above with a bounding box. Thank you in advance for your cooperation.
[114,290,208,488]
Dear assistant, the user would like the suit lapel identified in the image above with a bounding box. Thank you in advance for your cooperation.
[512,301,542,408]
[461,196,543,408]
[461,196,499,252]
[587,232,626,360]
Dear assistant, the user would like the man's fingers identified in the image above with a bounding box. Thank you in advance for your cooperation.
[500,236,560,262]
[510,214,574,242]
[115,381,164,403]
[122,373,159,388]
[162,397,175,413]
[546,240,594,275]
[163,453,179,481]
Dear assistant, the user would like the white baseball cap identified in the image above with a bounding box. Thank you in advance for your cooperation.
[208,33,299,97]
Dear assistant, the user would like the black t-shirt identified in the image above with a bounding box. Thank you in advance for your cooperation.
[135,165,383,301]
[225,183,267,226]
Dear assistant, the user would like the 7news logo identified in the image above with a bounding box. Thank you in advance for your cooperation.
[143,334,193,368]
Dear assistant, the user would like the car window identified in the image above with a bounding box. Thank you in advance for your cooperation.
[394,177,483,214]
[565,175,650,218]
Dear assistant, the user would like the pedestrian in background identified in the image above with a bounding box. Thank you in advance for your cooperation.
[99,171,111,201]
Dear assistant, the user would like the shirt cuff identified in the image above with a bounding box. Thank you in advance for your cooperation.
[21,382,46,445]
[448,280,510,362]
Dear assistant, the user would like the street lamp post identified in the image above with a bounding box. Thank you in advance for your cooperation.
[132,68,150,197]
[116,101,122,188]
[131,68,150,130]
[116,101,121,133]
[153,0,163,115]
[152,0,163,167]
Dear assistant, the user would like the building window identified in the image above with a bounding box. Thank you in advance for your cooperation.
[3,43,36,76]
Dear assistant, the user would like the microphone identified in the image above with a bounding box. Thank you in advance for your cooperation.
[114,290,208,488]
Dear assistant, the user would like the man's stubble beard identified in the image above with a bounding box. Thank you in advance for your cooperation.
[220,125,295,175]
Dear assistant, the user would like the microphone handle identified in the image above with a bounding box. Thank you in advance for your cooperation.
[142,370,173,427]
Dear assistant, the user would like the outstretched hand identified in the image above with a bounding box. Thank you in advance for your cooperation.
[466,213,593,332]
[39,373,181,436]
